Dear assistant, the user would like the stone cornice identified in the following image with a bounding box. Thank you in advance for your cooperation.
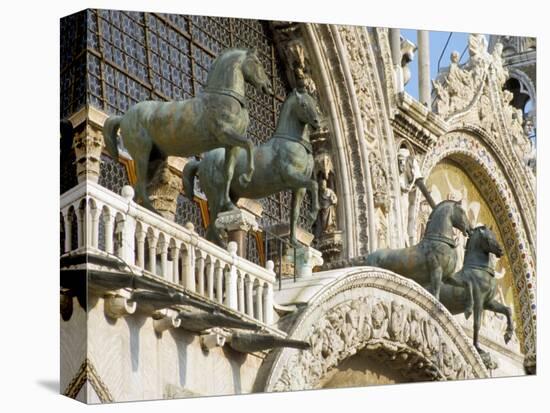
[393,92,447,152]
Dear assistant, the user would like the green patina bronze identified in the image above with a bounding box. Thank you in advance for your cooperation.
[183,89,322,246]
[102,48,273,212]
[366,200,472,300]
[436,225,514,362]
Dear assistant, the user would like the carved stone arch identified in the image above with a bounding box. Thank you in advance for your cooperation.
[418,130,536,363]
[275,23,403,256]
[256,267,488,392]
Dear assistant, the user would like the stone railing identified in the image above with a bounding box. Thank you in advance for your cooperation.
[60,180,276,325]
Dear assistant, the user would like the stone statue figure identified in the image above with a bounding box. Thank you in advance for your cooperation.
[491,42,508,85]
[103,48,273,213]
[366,200,472,301]
[397,147,421,245]
[400,36,417,87]
[315,178,338,237]
[447,51,473,112]
[183,89,322,246]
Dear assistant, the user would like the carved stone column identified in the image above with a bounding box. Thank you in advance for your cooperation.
[147,157,186,221]
[389,28,403,92]
[288,246,324,278]
[417,30,431,107]
[215,209,259,257]
[72,122,104,183]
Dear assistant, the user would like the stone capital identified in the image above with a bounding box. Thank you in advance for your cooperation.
[215,209,259,233]
[287,246,324,278]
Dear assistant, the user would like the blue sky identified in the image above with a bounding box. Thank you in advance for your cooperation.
[400,30,484,99]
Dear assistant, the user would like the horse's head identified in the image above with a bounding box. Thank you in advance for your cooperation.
[468,225,504,258]
[450,200,471,236]
[241,49,273,95]
[293,89,322,130]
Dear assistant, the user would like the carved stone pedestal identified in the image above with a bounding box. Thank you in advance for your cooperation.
[215,209,259,257]
[268,224,316,276]
[147,157,187,221]
[286,246,324,278]
[316,230,343,263]
[269,224,314,247]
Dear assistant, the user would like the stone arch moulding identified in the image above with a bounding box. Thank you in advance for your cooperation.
[257,267,488,392]
[297,23,372,257]
[418,129,536,361]
[293,23,403,257]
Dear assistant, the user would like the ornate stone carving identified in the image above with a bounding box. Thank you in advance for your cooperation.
[152,308,181,335]
[341,29,377,142]
[271,22,317,95]
[310,127,343,261]
[271,295,478,391]
[104,290,137,319]
[315,179,338,236]
[73,123,104,183]
[397,147,421,245]
[200,328,227,351]
[400,36,417,87]
[147,158,184,220]
[369,152,389,212]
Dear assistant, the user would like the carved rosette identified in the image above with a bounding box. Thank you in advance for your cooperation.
[263,268,488,392]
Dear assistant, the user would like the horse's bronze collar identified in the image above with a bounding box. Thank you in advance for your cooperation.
[423,233,457,248]
[272,133,313,153]
[203,87,248,109]
[463,264,495,277]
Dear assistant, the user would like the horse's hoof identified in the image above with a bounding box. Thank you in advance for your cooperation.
[238,173,251,187]
[464,307,473,320]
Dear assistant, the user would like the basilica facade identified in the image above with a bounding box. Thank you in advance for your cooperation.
[60,10,536,403]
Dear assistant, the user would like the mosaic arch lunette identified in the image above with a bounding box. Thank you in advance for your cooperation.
[256,267,489,392]
[418,129,536,361]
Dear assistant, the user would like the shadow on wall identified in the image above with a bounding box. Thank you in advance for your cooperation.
[125,315,147,372]
[173,329,194,388]
[225,347,247,394]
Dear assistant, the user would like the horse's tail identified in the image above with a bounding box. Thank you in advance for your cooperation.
[182,159,200,200]
[103,115,123,159]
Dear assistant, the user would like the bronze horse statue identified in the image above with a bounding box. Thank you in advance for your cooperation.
[103,48,273,212]
[183,89,322,246]
[436,225,514,360]
[366,200,471,300]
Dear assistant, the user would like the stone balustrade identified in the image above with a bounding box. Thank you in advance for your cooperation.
[60,180,276,325]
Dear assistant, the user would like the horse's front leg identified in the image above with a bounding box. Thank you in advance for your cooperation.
[485,299,514,344]
[429,266,443,301]
[283,167,319,226]
[217,126,254,187]
[472,290,484,354]
[447,270,474,319]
